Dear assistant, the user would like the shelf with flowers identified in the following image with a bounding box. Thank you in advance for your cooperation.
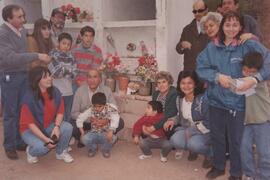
[102,53,129,92]
[135,54,158,96]
[60,3,94,23]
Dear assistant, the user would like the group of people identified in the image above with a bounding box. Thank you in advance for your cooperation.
[1,1,270,180]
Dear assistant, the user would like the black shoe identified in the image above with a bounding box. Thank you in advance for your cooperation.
[102,151,111,158]
[5,149,18,160]
[187,151,198,161]
[206,167,225,179]
[202,156,213,169]
[228,176,242,180]
[88,149,96,157]
[77,141,85,148]
[16,144,27,151]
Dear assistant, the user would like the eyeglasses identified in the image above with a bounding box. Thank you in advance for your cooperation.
[192,8,206,14]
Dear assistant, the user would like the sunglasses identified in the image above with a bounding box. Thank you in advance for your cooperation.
[192,8,206,14]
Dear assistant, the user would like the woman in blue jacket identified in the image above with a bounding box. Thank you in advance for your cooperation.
[196,11,270,180]
[164,70,212,168]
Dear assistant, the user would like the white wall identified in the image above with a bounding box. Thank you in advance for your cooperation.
[166,0,194,84]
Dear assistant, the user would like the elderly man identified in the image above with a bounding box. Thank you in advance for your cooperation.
[0,4,51,159]
[176,0,209,71]
[221,0,262,39]
[71,69,124,147]
[50,8,66,45]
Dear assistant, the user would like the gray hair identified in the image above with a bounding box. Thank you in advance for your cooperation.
[155,71,174,85]
[200,12,223,33]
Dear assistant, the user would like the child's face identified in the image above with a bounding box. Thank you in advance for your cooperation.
[59,38,71,52]
[242,66,258,77]
[145,104,157,116]
[93,104,105,112]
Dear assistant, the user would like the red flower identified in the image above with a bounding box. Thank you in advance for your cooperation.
[75,7,80,14]
[66,4,73,10]
[61,5,66,12]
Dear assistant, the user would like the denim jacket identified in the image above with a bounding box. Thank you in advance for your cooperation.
[171,93,209,130]
[196,39,270,111]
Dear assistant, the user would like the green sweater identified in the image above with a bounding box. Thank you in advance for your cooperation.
[152,86,178,129]
[245,81,270,124]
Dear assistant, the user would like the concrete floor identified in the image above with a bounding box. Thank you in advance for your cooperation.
[0,121,229,180]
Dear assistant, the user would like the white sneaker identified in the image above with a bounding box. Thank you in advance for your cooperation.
[160,155,167,163]
[66,146,72,152]
[175,150,183,160]
[69,137,75,146]
[139,154,152,160]
[26,146,38,164]
[56,151,74,163]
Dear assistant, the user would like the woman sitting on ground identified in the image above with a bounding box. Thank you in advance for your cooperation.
[20,66,73,164]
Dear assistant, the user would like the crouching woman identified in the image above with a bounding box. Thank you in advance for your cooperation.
[20,66,74,164]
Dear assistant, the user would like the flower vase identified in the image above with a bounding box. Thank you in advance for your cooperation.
[138,81,151,96]
[118,75,129,92]
[105,77,116,92]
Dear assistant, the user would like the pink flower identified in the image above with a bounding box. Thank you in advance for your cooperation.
[75,7,80,14]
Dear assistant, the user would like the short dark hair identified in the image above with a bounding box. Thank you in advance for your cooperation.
[58,32,73,44]
[221,0,239,5]
[80,26,95,36]
[92,92,106,105]
[242,52,263,70]
[177,70,204,98]
[148,101,163,113]
[51,8,66,17]
[218,11,244,43]
[2,4,23,21]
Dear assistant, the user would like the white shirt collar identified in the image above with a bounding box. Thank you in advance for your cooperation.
[4,22,22,37]
[196,21,201,34]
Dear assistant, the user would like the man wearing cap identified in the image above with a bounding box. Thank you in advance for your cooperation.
[50,8,66,45]
[176,0,209,71]
[0,4,51,160]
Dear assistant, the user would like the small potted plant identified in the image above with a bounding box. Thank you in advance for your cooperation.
[61,4,81,22]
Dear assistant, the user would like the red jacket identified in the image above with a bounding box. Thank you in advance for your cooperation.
[132,113,165,138]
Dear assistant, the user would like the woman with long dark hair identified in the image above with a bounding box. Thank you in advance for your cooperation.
[28,18,54,54]
[20,66,73,164]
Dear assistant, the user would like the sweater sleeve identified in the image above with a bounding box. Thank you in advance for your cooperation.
[176,26,188,54]
[196,44,219,83]
[76,108,92,128]
[153,89,178,130]
[0,31,38,69]
[20,105,36,133]
[108,104,120,132]
[71,88,83,120]
[132,116,146,137]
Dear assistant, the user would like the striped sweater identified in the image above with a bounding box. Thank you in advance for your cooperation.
[72,44,103,85]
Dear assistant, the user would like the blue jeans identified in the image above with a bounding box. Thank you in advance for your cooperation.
[170,126,212,157]
[241,122,270,180]
[1,72,28,150]
[21,121,73,156]
[81,132,113,153]
[209,105,244,177]
[63,95,73,122]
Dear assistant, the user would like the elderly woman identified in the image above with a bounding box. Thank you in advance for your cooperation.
[143,71,177,137]
[20,66,73,164]
[200,12,223,39]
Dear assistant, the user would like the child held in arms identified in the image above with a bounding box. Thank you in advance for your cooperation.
[233,52,270,180]
[132,101,172,162]
[48,32,77,123]
[76,92,119,158]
